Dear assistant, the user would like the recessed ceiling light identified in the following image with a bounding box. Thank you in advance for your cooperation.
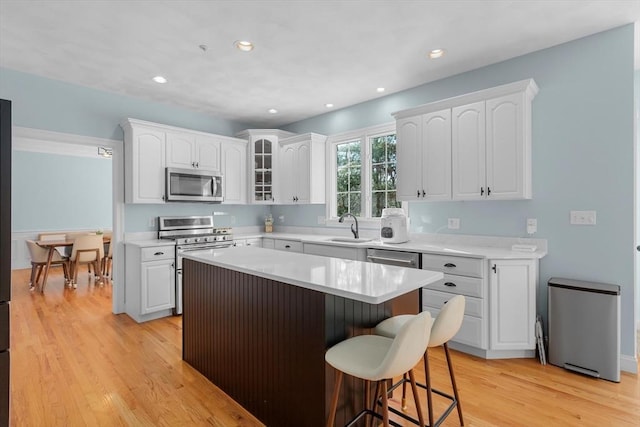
[325,103,334,108]
[429,48,445,59]
[234,40,254,52]
[152,76,167,84]
[268,108,278,114]
[376,87,385,93]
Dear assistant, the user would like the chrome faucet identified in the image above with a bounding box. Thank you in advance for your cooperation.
[338,212,359,239]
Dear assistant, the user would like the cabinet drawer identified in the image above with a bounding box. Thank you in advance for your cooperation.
[141,245,175,261]
[423,306,487,349]
[425,274,484,298]
[422,289,484,318]
[304,243,361,260]
[422,253,484,278]
[274,239,303,252]
[262,238,275,249]
[245,238,262,247]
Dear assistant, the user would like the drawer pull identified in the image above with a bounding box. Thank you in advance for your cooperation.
[444,282,457,287]
[154,251,164,256]
[444,263,456,268]
[285,245,291,249]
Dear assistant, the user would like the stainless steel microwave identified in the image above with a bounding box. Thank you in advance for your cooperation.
[165,168,223,203]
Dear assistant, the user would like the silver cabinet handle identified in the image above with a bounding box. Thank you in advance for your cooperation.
[366,255,415,266]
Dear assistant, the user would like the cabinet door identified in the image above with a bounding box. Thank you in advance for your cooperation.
[452,101,486,200]
[133,127,166,203]
[280,144,296,203]
[396,116,422,200]
[486,92,528,199]
[221,142,247,204]
[422,110,452,200]
[195,136,221,171]
[166,132,196,169]
[140,259,175,314]
[252,137,276,203]
[295,143,311,203]
[489,259,536,350]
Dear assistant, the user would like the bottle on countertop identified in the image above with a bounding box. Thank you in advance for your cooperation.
[265,214,273,233]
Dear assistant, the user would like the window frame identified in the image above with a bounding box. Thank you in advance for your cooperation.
[325,122,407,229]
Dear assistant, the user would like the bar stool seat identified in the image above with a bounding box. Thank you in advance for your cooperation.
[374,295,466,427]
[325,311,432,427]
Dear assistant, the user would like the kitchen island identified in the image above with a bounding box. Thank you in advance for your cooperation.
[182,246,443,426]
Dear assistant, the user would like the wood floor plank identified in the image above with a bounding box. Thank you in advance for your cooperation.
[9,268,640,426]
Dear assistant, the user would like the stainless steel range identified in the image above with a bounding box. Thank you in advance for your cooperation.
[158,215,234,315]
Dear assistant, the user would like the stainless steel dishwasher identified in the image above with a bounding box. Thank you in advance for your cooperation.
[366,248,420,269]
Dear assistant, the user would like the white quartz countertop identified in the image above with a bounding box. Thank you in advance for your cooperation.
[236,232,547,259]
[182,246,444,304]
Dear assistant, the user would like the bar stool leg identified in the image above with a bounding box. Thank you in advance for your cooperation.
[424,349,434,427]
[408,369,425,427]
[381,380,389,427]
[444,343,464,425]
[401,372,408,410]
[327,370,342,427]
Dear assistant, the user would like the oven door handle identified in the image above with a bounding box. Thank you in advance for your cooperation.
[178,244,234,252]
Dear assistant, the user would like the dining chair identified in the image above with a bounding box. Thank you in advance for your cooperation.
[25,240,69,289]
[69,234,105,288]
[102,240,113,278]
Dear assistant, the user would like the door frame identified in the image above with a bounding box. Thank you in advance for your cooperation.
[12,127,125,314]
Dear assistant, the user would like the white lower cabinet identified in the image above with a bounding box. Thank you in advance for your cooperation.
[422,253,538,358]
[489,259,537,351]
[421,253,488,350]
[273,239,303,252]
[125,243,175,323]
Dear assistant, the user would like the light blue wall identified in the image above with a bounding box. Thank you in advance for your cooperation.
[284,26,637,357]
[12,151,112,231]
[0,67,260,233]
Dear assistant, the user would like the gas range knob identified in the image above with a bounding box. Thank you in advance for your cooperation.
[194,238,200,243]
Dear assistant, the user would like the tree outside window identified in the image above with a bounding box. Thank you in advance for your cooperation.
[370,133,400,217]
[336,140,361,216]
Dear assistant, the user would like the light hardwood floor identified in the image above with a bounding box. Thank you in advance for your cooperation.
[9,268,640,426]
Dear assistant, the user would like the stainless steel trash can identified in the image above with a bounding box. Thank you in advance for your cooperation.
[548,277,620,382]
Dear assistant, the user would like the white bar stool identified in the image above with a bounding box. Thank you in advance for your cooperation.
[374,295,466,427]
[325,311,433,427]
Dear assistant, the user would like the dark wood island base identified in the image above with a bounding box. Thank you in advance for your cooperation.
[183,259,419,426]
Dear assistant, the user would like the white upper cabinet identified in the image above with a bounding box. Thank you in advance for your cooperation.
[122,118,245,204]
[279,133,326,204]
[485,92,530,200]
[236,129,296,204]
[122,120,166,204]
[397,110,452,201]
[166,132,220,171]
[393,79,538,202]
[452,101,486,200]
[221,139,247,204]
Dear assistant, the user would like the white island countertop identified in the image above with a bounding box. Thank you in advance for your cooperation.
[182,246,444,304]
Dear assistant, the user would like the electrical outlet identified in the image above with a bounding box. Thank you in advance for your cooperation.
[570,210,596,225]
[148,217,156,228]
[447,218,460,230]
[279,215,285,223]
[527,218,537,234]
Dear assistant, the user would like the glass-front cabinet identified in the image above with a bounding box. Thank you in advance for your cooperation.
[237,129,296,204]
[254,138,274,202]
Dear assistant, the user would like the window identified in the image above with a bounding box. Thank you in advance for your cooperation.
[328,123,402,224]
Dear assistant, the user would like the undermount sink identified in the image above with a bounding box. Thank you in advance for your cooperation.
[327,237,373,243]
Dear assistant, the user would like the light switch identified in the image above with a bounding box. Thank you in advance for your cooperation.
[570,210,596,225]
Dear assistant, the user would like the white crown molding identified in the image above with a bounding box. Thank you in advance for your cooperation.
[12,126,121,158]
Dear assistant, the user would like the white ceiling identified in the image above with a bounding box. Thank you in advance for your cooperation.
[1,0,639,128]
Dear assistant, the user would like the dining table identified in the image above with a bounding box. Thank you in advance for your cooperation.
[35,235,111,292]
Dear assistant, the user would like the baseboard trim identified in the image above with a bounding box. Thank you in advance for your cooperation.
[620,353,638,374]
